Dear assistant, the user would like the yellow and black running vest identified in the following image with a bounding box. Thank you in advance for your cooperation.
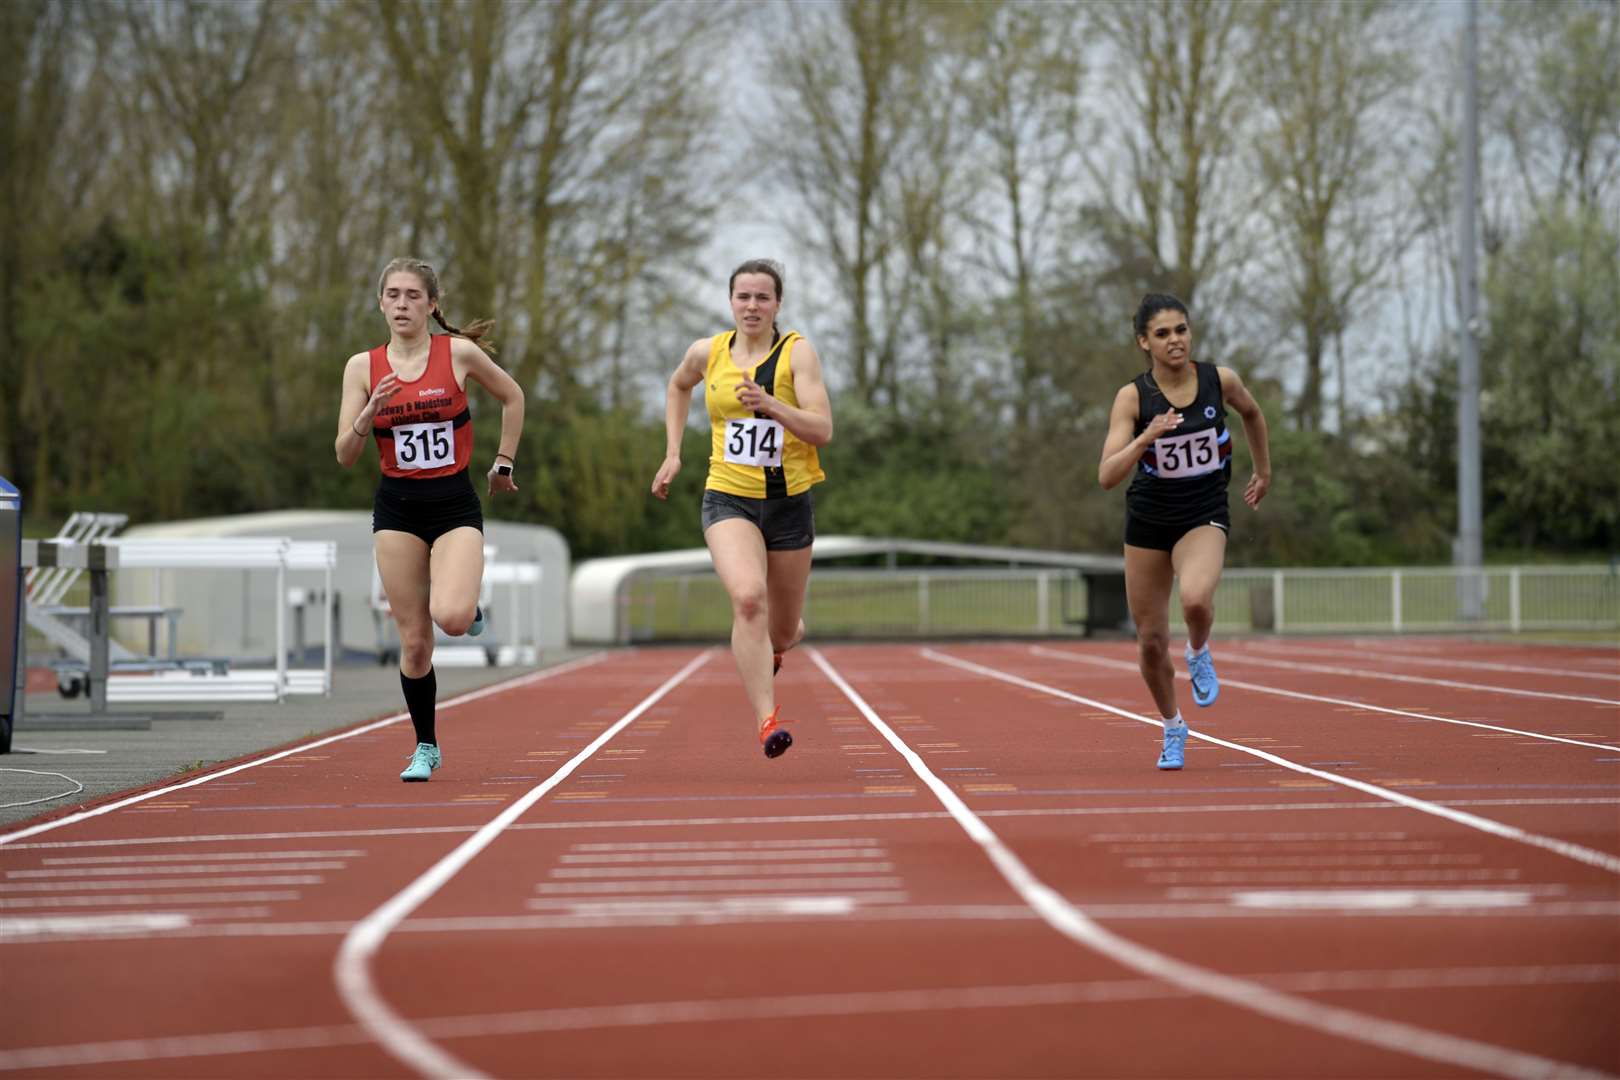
[704,330,825,499]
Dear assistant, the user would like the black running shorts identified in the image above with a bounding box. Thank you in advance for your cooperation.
[1124,509,1230,552]
[372,470,484,545]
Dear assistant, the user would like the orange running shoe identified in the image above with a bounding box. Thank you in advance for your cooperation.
[759,706,792,759]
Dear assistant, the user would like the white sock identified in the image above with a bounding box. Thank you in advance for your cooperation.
[1163,711,1186,732]
[1186,640,1210,661]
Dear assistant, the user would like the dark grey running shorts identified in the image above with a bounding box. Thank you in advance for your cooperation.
[701,489,815,551]
[1124,509,1230,552]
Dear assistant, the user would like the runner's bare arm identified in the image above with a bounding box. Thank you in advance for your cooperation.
[652,338,712,499]
[737,338,833,446]
[1099,383,1179,489]
[1218,366,1271,508]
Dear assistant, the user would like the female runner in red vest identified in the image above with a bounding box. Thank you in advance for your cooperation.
[335,258,525,782]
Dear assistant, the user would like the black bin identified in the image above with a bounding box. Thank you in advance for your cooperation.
[0,478,20,753]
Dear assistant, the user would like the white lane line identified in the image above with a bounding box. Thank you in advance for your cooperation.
[547,862,892,879]
[5,797,1618,854]
[39,850,367,865]
[815,647,1614,1080]
[333,650,712,1080]
[572,838,880,851]
[1031,646,1620,753]
[9,862,346,879]
[13,898,1620,947]
[1227,889,1532,910]
[1204,650,1619,706]
[0,652,613,847]
[7,965,1617,1074]
[535,876,904,895]
[0,875,323,893]
[0,890,301,908]
[1236,642,1620,683]
[0,913,192,936]
[558,848,882,864]
[937,648,1620,876]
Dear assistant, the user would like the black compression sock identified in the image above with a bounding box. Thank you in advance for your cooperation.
[400,667,437,746]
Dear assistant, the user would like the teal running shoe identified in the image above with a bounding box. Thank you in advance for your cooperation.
[400,742,441,782]
[467,606,486,637]
[1157,725,1187,770]
[1187,646,1219,707]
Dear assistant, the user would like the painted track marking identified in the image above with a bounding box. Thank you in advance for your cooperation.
[5,795,1616,853]
[1237,641,1620,682]
[1202,650,1619,706]
[932,648,1620,875]
[0,653,613,847]
[6,964,1616,1073]
[1030,645,1620,752]
[333,650,712,1080]
[813,647,1614,1080]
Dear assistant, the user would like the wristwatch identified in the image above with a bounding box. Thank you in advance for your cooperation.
[494,462,513,476]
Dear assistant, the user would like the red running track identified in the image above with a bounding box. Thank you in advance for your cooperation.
[0,638,1616,1078]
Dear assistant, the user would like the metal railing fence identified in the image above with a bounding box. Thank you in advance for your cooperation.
[623,564,1618,642]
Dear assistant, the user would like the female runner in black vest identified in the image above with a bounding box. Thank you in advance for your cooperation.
[1099,294,1271,770]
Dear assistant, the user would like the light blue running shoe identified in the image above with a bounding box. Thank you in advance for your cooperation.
[1187,646,1219,707]
[400,742,441,782]
[467,606,486,637]
[1157,725,1187,770]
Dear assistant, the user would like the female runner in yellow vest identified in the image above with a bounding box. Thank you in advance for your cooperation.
[650,259,833,758]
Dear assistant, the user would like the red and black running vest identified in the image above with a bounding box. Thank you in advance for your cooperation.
[368,335,473,479]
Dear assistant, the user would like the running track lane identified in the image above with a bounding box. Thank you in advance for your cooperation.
[0,641,1614,1077]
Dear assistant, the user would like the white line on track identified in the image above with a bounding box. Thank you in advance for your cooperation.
[7,964,1618,1074]
[333,650,712,1080]
[10,896,1620,947]
[1236,641,1620,682]
[0,875,323,892]
[534,876,904,894]
[0,890,301,908]
[8,862,347,878]
[813,647,1616,1080]
[1030,645,1620,752]
[546,862,892,879]
[5,797,1618,853]
[0,652,613,848]
[39,849,367,864]
[934,648,1620,876]
[1201,650,1620,706]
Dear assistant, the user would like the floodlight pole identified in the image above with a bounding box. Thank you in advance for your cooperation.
[1456,0,1484,620]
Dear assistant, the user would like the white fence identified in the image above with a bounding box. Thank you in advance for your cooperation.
[623,563,1619,640]
[1216,565,1619,634]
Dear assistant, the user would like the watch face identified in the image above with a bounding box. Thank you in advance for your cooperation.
[496,464,512,475]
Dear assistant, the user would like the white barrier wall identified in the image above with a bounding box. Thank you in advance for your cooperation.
[116,510,569,660]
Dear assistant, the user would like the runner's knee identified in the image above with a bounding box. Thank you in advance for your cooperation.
[400,637,434,672]
[730,583,768,622]
[432,599,477,636]
[1137,628,1170,667]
